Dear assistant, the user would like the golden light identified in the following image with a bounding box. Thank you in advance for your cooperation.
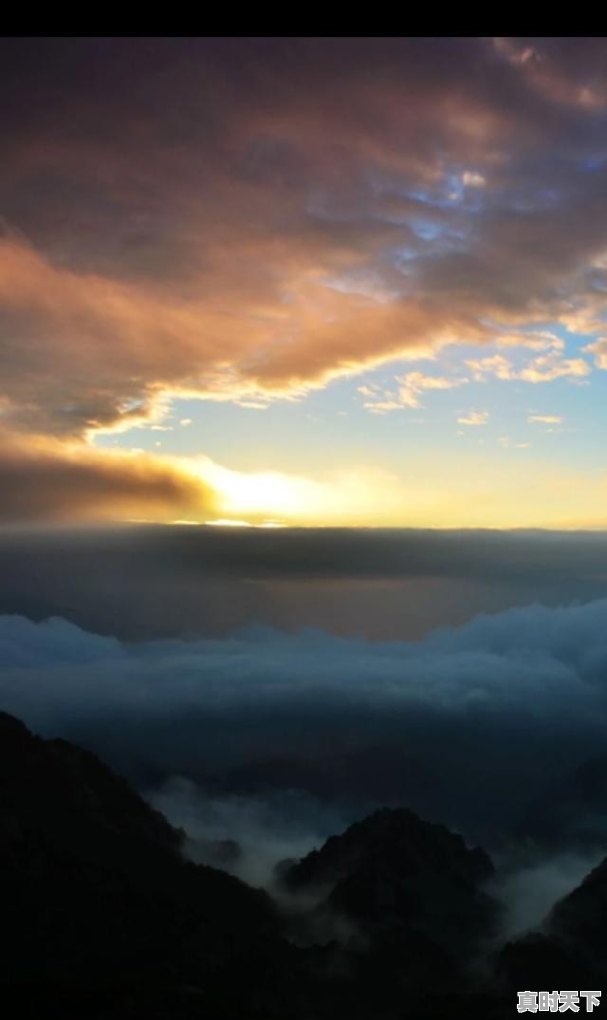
[196,459,326,523]
[191,456,415,527]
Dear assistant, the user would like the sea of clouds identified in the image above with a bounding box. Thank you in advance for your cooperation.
[4,596,607,934]
[1,598,607,845]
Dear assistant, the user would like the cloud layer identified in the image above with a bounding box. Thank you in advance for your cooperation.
[3,38,607,439]
[3,525,607,641]
[3,595,607,849]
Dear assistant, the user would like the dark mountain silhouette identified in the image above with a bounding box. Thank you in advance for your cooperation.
[0,711,286,1018]
[0,710,605,1019]
[550,854,607,974]
[279,807,497,959]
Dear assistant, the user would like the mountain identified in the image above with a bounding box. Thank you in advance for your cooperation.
[277,805,499,1004]
[281,807,496,941]
[0,711,286,1019]
[550,853,607,975]
[1,709,605,1019]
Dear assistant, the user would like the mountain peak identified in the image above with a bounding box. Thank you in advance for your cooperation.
[279,805,497,961]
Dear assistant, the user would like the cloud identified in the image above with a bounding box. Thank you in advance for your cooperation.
[467,355,517,382]
[518,353,590,383]
[5,525,607,648]
[358,338,586,421]
[3,39,607,437]
[4,425,607,529]
[397,371,468,409]
[466,352,590,384]
[492,37,607,110]
[457,410,489,426]
[0,235,279,436]
[149,778,351,887]
[489,849,605,940]
[0,437,217,523]
[358,371,467,413]
[0,233,491,437]
[3,596,607,852]
[528,414,563,424]
[462,171,486,188]
[495,331,564,352]
[583,336,607,368]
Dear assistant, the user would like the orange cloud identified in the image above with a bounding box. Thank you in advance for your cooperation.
[4,40,607,443]
[0,234,495,437]
[584,337,607,369]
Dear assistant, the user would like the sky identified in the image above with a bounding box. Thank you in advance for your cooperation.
[3,37,607,528]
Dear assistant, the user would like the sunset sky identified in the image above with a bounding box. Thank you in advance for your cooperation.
[4,37,607,528]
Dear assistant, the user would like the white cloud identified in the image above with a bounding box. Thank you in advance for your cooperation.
[467,351,590,385]
[458,410,489,426]
[466,355,514,381]
[397,371,468,409]
[462,170,486,187]
[494,331,564,353]
[359,372,467,413]
[518,353,590,383]
[528,414,563,425]
[498,436,531,448]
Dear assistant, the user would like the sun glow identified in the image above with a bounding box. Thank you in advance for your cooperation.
[203,517,287,528]
[197,460,326,523]
[183,451,607,532]
[192,457,419,527]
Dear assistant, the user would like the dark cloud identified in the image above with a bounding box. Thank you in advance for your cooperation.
[0,440,216,523]
[2,525,607,642]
